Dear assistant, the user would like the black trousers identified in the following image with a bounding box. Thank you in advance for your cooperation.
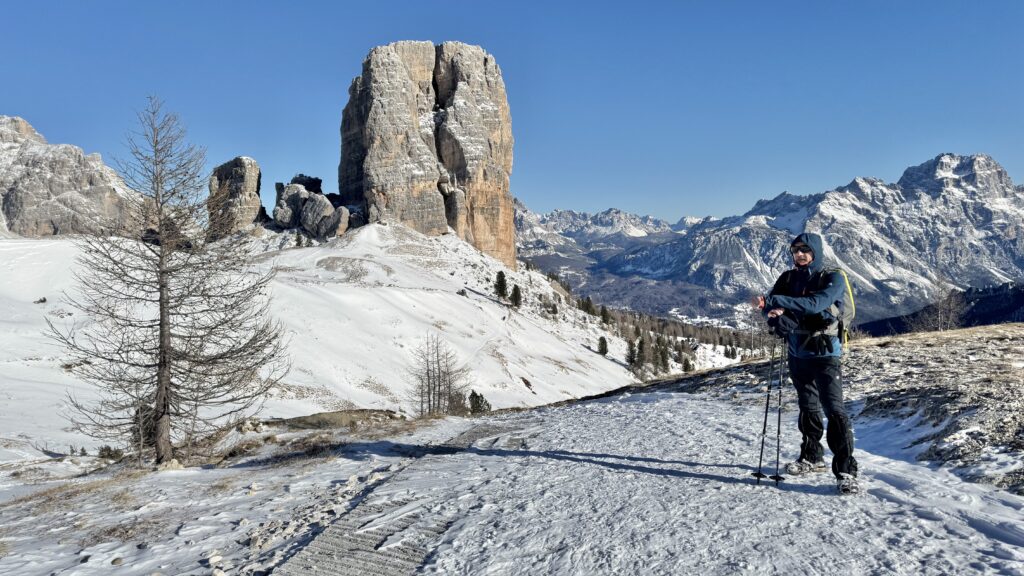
[788,356,858,478]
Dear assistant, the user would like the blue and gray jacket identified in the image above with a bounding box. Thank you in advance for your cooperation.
[764,232,845,359]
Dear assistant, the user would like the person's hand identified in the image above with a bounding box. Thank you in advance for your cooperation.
[767,308,784,319]
[750,295,766,310]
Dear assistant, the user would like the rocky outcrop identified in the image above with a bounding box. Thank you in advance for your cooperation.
[273,183,348,239]
[273,183,311,229]
[207,156,263,240]
[290,174,323,195]
[338,41,516,268]
[0,116,131,236]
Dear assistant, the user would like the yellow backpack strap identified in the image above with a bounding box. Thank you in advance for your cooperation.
[836,269,855,350]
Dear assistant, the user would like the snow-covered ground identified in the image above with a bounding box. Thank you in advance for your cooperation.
[2,379,1022,575]
[1,224,744,464]
[3,225,1020,574]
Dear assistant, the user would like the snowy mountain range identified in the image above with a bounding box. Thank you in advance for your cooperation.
[515,153,1024,324]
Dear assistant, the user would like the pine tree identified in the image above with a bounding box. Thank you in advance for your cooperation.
[510,284,522,307]
[469,390,492,414]
[626,339,637,366]
[683,357,694,372]
[600,305,610,324]
[598,336,608,356]
[494,271,508,299]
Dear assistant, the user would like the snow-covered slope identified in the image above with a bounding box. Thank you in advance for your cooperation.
[254,223,635,416]
[1,223,745,463]
[2,326,1022,575]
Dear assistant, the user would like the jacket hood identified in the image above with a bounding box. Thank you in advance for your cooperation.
[792,232,825,273]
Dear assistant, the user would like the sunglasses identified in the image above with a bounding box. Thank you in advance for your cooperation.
[790,245,813,255]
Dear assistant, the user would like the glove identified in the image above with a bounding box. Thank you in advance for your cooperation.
[767,314,798,339]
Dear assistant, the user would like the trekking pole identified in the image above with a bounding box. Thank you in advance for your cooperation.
[751,343,777,484]
[769,347,787,485]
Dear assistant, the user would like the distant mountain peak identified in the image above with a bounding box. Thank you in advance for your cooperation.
[897,153,1015,199]
[515,153,1024,326]
[0,116,47,145]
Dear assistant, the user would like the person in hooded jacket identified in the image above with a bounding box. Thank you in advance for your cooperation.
[752,232,860,495]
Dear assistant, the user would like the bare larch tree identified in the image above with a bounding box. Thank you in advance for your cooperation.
[49,97,289,464]
[907,276,968,334]
[408,333,471,417]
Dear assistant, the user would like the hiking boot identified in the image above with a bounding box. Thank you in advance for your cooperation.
[784,459,827,475]
[837,473,861,496]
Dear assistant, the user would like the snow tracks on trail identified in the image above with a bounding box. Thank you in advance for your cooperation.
[276,424,531,575]
[280,391,1024,575]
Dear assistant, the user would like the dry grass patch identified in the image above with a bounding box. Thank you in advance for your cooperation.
[207,477,235,495]
[109,488,136,510]
[0,469,147,515]
[80,517,164,548]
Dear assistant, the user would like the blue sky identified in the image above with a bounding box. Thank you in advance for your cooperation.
[3,1,1022,221]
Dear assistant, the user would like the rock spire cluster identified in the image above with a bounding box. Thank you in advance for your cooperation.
[4,41,518,266]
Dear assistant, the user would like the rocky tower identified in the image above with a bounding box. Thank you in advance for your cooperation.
[339,41,516,268]
[207,156,263,240]
[0,116,131,236]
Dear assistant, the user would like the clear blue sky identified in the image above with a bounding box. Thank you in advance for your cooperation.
[3,1,1022,221]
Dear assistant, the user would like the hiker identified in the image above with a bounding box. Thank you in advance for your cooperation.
[752,232,860,495]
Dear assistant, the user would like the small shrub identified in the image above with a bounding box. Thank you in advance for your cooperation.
[448,391,469,416]
[98,445,124,460]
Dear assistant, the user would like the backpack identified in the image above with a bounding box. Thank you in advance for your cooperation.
[816,268,856,350]
[779,267,857,352]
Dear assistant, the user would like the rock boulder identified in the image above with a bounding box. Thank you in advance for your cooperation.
[274,182,348,239]
[273,183,310,229]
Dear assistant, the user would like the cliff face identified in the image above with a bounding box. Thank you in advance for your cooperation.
[339,41,516,268]
[0,116,131,236]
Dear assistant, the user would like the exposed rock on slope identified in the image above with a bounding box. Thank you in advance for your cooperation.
[339,41,516,268]
[273,182,348,239]
[0,116,131,236]
[207,156,263,240]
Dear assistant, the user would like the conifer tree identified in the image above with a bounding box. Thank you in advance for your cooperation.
[600,305,610,324]
[626,339,637,366]
[510,284,522,307]
[469,390,492,414]
[494,271,508,299]
[598,336,609,356]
